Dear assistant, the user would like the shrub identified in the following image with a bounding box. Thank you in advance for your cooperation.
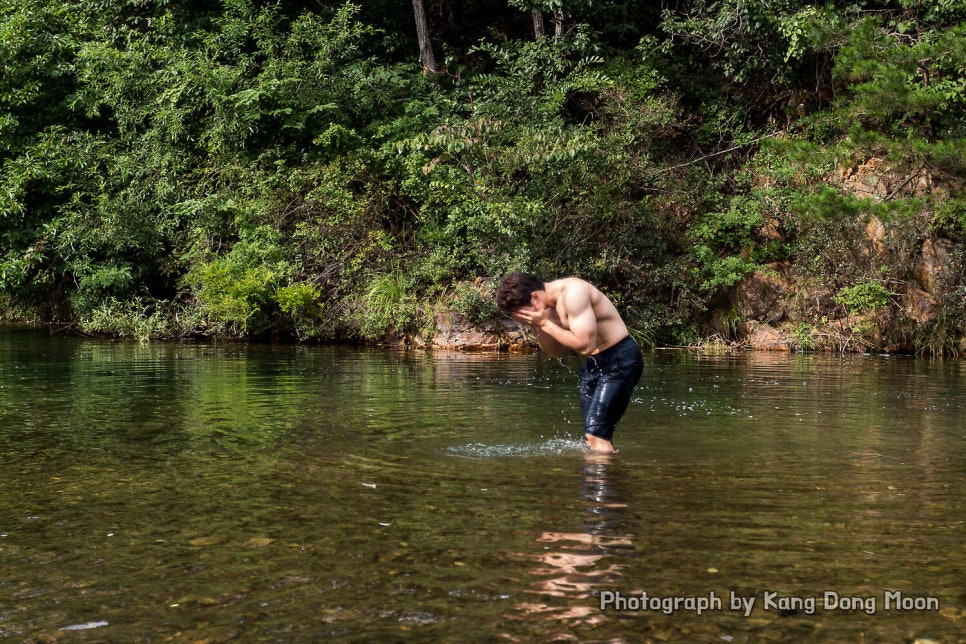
[833,280,893,314]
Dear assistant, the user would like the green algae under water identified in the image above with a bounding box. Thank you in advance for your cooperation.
[1,329,964,642]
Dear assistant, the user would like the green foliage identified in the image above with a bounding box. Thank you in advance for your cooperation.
[0,0,82,159]
[359,265,421,340]
[692,197,765,251]
[276,283,321,316]
[792,322,819,351]
[693,254,760,292]
[451,281,497,325]
[79,297,191,342]
[0,0,964,352]
[931,196,966,240]
[688,191,785,291]
[189,259,275,335]
[659,0,810,85]
[833,280,894,314]
[834,13,966,139]
[184,225,314,336]
[915,286,966,357]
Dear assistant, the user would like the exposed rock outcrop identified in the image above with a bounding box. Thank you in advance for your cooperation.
[415,312,529,351]
[839,157,937,202]
[745,321,794,351]
[708,155,965,354]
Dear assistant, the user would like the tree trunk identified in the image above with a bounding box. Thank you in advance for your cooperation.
[552,7,564,37]
[412,0,438,73]
[531,8,545,40]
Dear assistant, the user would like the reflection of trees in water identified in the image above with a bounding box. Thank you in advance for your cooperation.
[513,453,636,627]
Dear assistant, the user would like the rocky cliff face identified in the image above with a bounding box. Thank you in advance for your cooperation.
[728,158,964,354]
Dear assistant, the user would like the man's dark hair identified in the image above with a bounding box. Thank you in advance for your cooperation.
[496,273,545,314]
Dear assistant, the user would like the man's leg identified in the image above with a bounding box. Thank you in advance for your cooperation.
[585,433,616,452]
[579,364,614,450]
[582,353,642,452]
[582,372,621,451]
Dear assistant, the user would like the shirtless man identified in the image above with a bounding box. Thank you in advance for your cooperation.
[496,273,643,452]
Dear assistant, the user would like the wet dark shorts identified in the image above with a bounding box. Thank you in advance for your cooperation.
[579,336,644,442]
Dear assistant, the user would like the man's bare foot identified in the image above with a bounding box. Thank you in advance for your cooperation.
[585,434,617,452]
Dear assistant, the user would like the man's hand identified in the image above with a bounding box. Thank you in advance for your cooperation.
[509,306,569,357]
[511,306,547,329]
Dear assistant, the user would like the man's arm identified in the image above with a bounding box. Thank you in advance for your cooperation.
[517,285,598,356]
[537,289,597,356]
[532,325,570,358]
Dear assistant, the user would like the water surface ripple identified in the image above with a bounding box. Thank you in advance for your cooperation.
[1,331,964,642]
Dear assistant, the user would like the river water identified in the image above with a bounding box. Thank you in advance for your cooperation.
[1,328,964,642]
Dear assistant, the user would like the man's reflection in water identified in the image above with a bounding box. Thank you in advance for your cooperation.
[514,452,635,627]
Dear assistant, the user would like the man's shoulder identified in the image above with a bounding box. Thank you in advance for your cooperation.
[556,277,595,292]
[555,278,597,310]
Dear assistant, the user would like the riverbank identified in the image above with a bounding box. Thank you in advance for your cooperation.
[4,284,964,356]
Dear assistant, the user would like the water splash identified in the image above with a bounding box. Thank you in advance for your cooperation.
[59,621,109,631]
[554,357,576,374]
[447,437,586,459]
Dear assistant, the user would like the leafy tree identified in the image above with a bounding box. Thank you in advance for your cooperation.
[1,0,963,351]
